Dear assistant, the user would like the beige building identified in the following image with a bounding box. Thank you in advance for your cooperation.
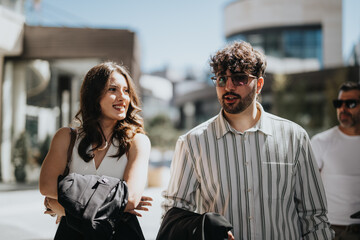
[224,0,343,71]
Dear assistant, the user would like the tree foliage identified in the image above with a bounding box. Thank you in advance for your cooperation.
[145,114,183,151]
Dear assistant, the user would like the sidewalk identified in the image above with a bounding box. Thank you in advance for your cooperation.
[0,168,169,239]
[0,186,165,240]
[0,174,168,240]
[138,187,164,240]
[0,181,39,192]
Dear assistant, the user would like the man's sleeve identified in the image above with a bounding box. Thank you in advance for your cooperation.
[295,133,334,240]
[161,136,200,215]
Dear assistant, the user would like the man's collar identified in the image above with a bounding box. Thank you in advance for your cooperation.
[215,102,272,139]
[255,103,273,136]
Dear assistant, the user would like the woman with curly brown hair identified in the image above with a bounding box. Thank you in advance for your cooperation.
[39,62,151,239]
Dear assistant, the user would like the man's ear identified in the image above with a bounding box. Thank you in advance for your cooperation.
[256,77,264,94]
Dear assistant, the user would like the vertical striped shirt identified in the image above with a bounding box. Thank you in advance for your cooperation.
[162,103,334,240]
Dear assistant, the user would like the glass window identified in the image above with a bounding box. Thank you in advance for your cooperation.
[265,32,282,57]
[227,25,322,67]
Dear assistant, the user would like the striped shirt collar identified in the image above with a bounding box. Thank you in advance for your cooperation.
[215,102,273,139]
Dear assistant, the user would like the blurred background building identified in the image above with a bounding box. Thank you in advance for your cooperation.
[0,0,359,184]
[0,0,140,182]
[174,0,360,137]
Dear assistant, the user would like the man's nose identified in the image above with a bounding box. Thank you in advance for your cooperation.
[339,102,349,110]
[225,77,236,91]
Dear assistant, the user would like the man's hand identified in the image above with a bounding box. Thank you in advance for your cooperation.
[228,231,235,240]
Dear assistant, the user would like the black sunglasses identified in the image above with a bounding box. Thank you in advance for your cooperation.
[333,99,360,109]
[211,73,257,87]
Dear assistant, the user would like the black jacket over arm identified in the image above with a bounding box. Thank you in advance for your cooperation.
[156,207,233,240]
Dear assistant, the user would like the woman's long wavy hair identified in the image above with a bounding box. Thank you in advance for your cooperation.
[74,61,144,162]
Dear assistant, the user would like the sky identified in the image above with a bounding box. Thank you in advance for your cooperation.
[343,0,360,61]
[25,0,230,73]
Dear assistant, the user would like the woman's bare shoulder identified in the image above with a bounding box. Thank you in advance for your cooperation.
[51,127,75,148]
[133,133,150,146]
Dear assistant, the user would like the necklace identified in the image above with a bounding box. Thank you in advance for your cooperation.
[97,124,112,151]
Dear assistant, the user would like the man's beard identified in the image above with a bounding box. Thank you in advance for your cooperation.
[220,85,256,114]
[338,111,360,128]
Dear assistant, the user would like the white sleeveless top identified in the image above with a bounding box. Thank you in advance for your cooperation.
[69,136,128,179]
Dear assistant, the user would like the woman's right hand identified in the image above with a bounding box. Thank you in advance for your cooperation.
[44,197,56,217]
[44,197,65,224]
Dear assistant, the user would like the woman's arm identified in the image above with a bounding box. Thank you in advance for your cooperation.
[123,133,151,215]
[39,127,72,199]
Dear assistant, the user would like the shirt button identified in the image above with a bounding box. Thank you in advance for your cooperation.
[249,216,253,220]
[245,161,249,165]
[247,189,251,192]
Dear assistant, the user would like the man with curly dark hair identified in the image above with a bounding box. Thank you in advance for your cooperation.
[162,41,334,239]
